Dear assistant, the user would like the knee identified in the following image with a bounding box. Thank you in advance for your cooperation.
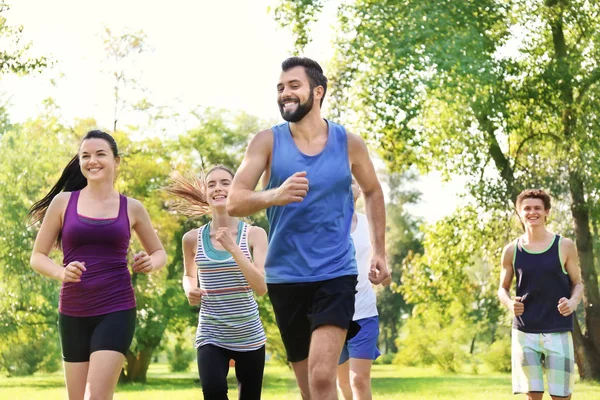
[350,373,371,394]
[87,395,109,400]
[310,368,336,393]
[202,383,228,400]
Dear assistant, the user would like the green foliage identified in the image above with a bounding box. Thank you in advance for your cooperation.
[0,320,61,377]
[395,304,471,373]
[0,107,74,376]
[374,352,395,365]
[484,335,512,373]
[166,334,195,373]
[0,1,49,76]
[271,0,324,52]
[376,171,423,353]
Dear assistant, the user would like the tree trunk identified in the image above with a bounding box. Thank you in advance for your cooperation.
[568,174,600,380]
[545,1,600,380]
[573,317,600,380]
[122,346,155,383]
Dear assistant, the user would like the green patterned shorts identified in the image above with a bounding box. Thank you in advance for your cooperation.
[512,329,575,397]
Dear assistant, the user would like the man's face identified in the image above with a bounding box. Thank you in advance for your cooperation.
[518,198,549,227]
[277,66,316,123]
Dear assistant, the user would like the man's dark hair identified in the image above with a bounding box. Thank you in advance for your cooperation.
[516,189,552,211]
[282,57,328,107]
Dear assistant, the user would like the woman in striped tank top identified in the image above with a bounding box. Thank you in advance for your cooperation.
[166,165,268,400]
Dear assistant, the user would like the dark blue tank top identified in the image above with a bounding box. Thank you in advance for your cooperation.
[264,120,357,283]
[512,234,573,333]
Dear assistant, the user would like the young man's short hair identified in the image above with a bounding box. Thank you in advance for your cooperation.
[516,189,552,211]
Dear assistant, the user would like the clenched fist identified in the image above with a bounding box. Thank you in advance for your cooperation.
[274,171,309,206]
[62,261,86,283]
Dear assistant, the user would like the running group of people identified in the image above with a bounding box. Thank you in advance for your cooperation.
[27,57,584,400]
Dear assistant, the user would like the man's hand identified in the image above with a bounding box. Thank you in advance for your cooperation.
[368,254,390,285]
[558,297,577,317]
[512,296,525,316]
[274,172,309,206]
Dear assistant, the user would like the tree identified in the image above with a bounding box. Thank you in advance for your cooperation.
[0,0,48,77]
[277,0,600,380]
[0,104,78,376]
[101,27,149,132]
[376,171,422,354]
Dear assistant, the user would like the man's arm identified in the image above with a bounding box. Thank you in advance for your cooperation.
[348,132,389,284]
[228,129,309,217]
[498,242,524,316]
[228,130,276,217]
[557,238,584,316]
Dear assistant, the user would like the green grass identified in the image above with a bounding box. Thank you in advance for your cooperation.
[0,363,598,399]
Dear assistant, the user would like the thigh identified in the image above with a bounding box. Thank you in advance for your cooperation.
[63,361,89,400]
[85,350,125,399]
[233,346,265,400]
[512,329,544,395]
[197,344,231,400]
[89,308,136,356]
[309,324,347,376]
[542,332,575,398]
[267,282,315,363]
[348,358,374,383]
[310,275,358,338]
[346,317,381,361]
[58,312,93,362]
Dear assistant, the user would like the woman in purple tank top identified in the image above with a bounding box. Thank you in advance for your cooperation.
[28,130,167,400]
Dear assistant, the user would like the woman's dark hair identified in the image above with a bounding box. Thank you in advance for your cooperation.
[165,165,235,218]
[27,130,119,225]
[282,56,328,106]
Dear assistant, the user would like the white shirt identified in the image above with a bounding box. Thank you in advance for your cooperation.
[351,213,378,320]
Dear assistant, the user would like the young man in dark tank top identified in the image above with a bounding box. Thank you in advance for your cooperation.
[498,189,584,399]
[227,57,390,399]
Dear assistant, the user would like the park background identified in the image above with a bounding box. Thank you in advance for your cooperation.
[1,0,599,398]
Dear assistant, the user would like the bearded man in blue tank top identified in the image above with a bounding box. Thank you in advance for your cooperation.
[227,57,390,400]
[498,189,584,400]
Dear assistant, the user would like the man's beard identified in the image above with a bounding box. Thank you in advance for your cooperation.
[279,90,314,123]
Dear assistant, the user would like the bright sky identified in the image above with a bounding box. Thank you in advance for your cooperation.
[2,0,466,222]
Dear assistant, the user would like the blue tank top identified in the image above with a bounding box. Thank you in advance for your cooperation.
[512,234,573,333]
[265,120,357,283]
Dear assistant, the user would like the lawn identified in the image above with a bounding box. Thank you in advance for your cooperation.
[0,363,598,399]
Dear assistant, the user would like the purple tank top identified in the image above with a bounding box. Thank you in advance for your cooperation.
[59,190,135,317]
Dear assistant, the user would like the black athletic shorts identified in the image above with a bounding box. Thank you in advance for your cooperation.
[267,274,358,363]
[58,307,136,362]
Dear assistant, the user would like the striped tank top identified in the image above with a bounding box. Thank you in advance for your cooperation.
[194,220,266,351]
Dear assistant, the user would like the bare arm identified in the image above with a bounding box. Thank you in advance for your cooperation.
[227,130,277,217]
[129,199,167,273]
[498,242,523,316]
[348,132,389,284]
[228,130,309,217]
[215,226,268,296]
[182,229,203,306]
[30,193,85,282]
[558,238,584,316]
